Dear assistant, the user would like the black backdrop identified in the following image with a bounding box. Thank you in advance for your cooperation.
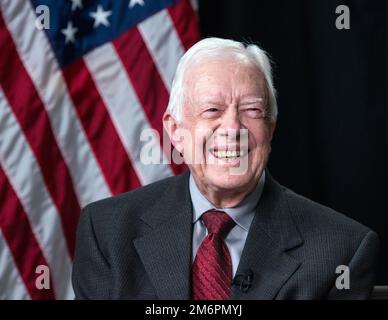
[198,0,387,284]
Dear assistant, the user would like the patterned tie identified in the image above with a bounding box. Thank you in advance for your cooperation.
[191,210,236,300]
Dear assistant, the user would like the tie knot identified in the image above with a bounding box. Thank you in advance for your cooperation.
[202,210,235,238]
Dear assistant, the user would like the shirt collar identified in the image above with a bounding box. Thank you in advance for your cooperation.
[189,171,266,231]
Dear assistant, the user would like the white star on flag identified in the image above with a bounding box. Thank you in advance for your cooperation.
[129,0,145,9]
[70,0,83,11]
[89,5,112,28]
[61,21,78,44]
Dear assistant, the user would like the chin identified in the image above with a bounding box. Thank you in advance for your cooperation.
[207,173,254,192]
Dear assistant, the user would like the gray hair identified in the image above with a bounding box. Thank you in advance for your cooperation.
[166,37,278,122]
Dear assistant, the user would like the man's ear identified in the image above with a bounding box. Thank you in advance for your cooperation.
[162,112,184,154]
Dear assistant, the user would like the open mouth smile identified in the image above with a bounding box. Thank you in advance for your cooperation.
[210,148,249,159]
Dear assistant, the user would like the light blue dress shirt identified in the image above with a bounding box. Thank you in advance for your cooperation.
[189,171,266,276]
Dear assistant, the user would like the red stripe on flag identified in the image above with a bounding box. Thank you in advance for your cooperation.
[0,166,56,300]
[114,28,187,174]
[62,59,141,193]
[0,14,80,258]
[168,0,200,51]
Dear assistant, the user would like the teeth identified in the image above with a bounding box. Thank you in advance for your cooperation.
[212,150,247,159]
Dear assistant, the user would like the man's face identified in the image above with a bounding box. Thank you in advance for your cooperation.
[166,58,276,196]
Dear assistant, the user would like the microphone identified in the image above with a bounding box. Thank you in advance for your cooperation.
[233,269,254,293]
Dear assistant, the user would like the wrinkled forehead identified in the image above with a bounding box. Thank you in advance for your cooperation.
[183,57,267,101]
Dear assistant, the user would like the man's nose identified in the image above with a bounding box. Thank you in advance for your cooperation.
[219,108,242,135]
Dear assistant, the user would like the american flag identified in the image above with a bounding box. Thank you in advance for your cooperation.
[0,0,199,299]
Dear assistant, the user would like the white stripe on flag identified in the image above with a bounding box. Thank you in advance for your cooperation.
[190,0,199,12]
[138,8,185,91]
[0,229,31,300]
[84,44,174,185]
[0,89,74,299]
[0,0,112,207]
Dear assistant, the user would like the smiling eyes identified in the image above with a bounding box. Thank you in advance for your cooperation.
[202,106,267,119]
[205,108,220,113]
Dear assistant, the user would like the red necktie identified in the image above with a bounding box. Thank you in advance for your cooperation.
[191,210,236,300]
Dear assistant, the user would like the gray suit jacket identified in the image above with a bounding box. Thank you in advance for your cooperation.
[72,170,380,299]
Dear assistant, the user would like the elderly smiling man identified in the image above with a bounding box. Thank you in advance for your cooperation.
[72,38,379,300]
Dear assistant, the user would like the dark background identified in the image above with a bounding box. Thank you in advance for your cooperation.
[198,0,387,284]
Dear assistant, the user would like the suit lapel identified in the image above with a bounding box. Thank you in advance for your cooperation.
[133,171,193,299]
[231,172,304,300]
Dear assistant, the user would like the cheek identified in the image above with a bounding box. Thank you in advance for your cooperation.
[193,124,215,149]
[250,127,272,159]
[250,126,271,147]
[181,127,211,165]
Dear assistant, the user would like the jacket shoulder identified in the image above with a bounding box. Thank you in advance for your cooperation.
[79,173,185,239]
[85,174,178,213]
[282,186,373,239]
